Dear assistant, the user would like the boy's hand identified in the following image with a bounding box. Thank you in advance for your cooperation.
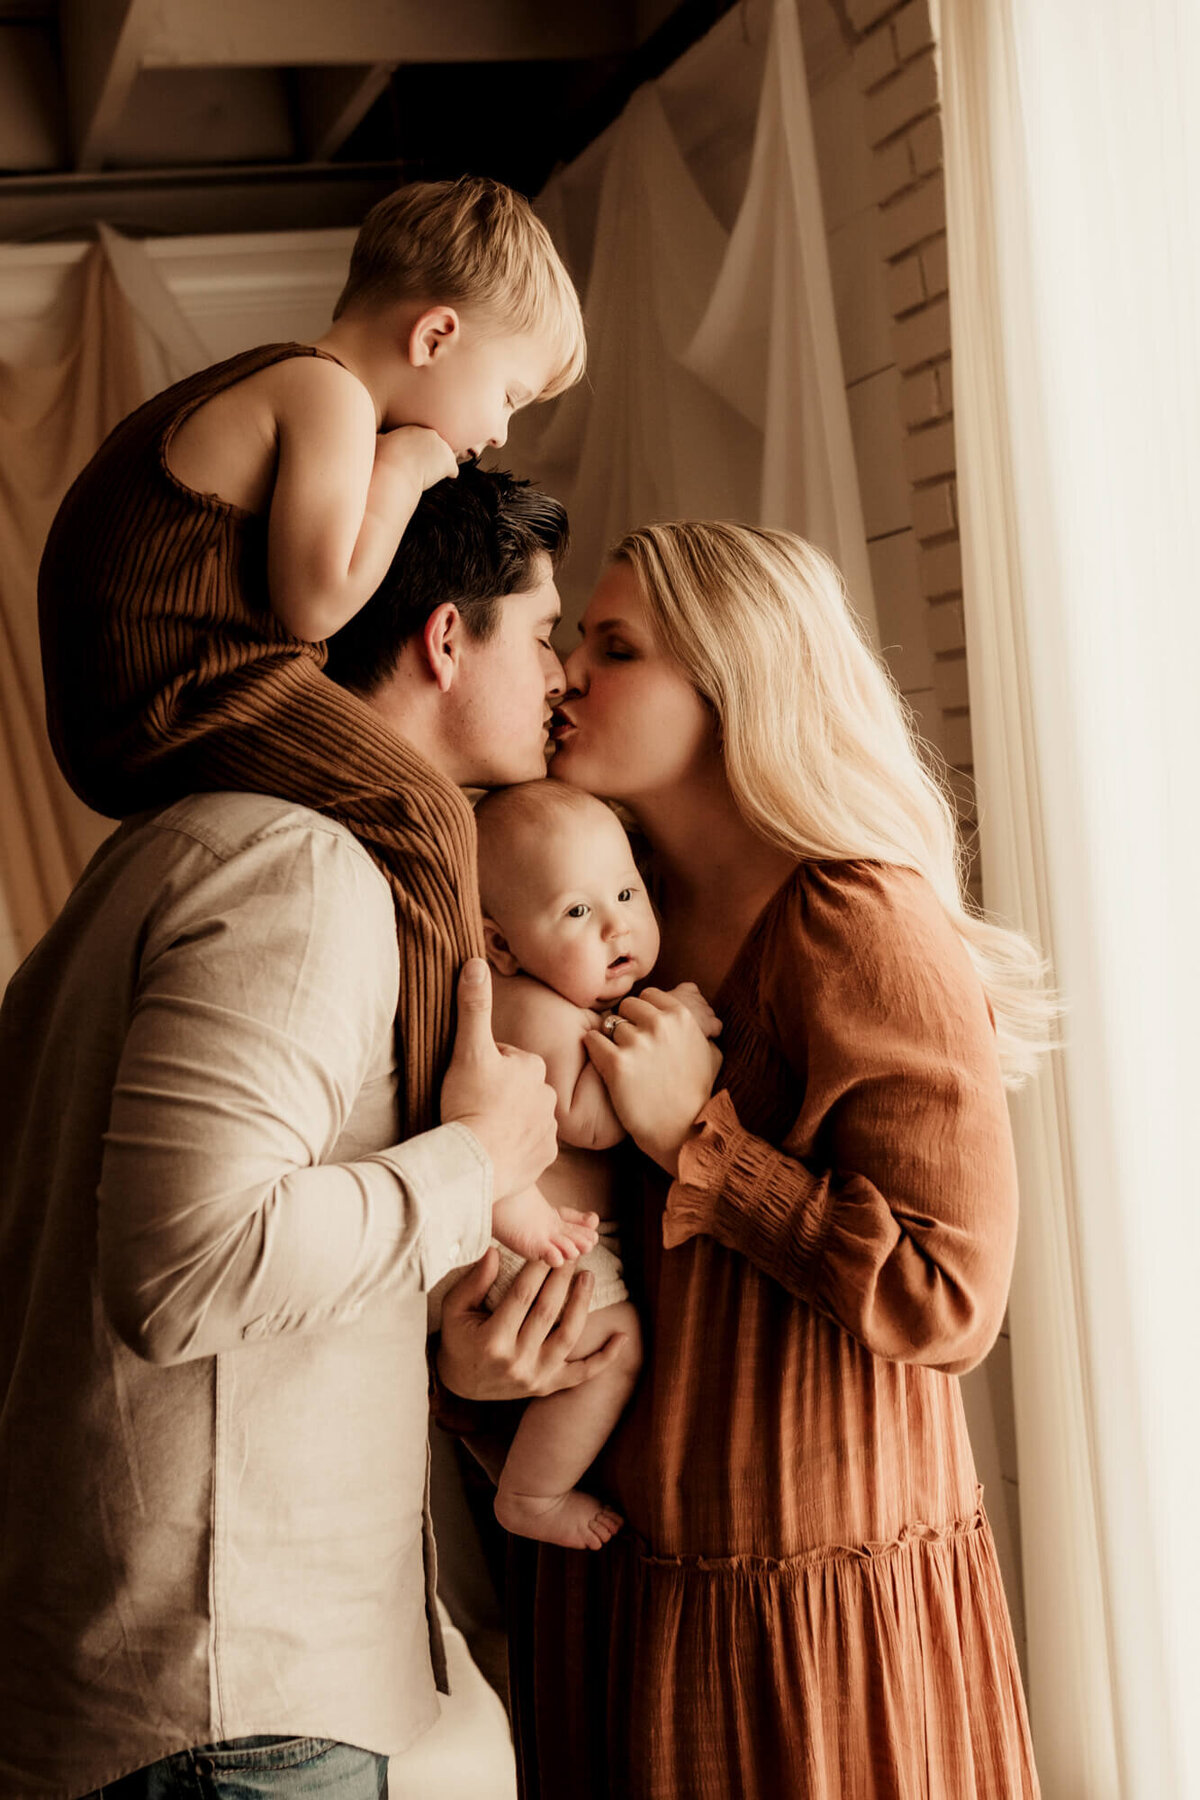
[375,424,458,493]
[441,960,559,1202]
[491,1187,599,1270]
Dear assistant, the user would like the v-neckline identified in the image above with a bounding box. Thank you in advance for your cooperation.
[688,862,803,1015]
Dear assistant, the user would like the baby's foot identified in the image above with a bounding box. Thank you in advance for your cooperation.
[495,1485,623,1551]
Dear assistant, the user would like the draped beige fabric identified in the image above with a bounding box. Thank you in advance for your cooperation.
[0,246,142,970]
[503,0,876,640]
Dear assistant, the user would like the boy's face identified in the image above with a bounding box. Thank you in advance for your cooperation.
[391,313,559,461]
[486,806,660,1011]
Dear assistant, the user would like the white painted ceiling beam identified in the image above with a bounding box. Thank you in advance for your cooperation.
[61,0,156,171]
[294,63,396,163]
[141,0,639,69]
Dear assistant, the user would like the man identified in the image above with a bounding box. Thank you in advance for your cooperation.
[0,467,619,1798]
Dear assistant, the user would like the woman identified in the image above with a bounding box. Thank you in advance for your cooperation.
[502,521,1049,1798]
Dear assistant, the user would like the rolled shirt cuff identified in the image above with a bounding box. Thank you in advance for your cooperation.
[367,1120,493,1291]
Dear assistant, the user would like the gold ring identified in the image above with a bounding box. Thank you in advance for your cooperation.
[600,1011,622,1040]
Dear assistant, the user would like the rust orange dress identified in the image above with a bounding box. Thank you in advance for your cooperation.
[501,858,1039,1799]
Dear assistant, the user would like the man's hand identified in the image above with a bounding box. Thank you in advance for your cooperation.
[437,1249,628,1402]
[441,960,559,1202]
[375,424,458,493]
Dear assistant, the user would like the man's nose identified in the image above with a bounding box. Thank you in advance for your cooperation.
[545,654,566,699]
[491,421,509,449]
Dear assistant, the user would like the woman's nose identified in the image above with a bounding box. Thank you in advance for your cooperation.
[561,644,586,689]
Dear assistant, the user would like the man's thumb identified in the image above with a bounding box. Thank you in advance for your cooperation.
[452,958,495,1053]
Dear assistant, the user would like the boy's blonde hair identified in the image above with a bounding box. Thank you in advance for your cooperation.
[613,521,1057,1087]
[334,176,586,399]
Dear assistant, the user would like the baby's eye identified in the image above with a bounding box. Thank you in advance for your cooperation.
[617,888,634,902]
[566,903,589,919]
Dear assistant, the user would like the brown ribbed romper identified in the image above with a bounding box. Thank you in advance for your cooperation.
[38,343,483,1133]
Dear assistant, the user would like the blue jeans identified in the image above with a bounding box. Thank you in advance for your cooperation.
[84,1736,388,1800]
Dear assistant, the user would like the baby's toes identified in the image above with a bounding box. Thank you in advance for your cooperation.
[590,1507,623,1547]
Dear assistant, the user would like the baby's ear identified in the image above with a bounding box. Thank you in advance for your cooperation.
[482,917,520,977]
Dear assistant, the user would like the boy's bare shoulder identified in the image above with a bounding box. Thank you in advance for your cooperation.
[261,350,375,423]
[490,971,593,1054]
[167,351,373,512]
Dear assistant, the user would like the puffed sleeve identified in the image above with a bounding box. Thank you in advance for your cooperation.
[662,862,1018,1374]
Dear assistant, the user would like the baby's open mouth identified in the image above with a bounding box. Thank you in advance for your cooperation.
[607,954,634,976]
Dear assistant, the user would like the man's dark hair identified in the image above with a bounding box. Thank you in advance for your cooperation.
[324,464,569,695]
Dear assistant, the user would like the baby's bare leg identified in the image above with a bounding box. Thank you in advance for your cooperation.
[494,1300,642,1551]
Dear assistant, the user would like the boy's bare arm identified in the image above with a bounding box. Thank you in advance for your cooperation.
[492,977,626,1153]
[267,358,457,642]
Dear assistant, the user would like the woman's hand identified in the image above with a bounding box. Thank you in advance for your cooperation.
[585,986,724,1174]
[437,1250,629,1401]
[491,1185,599,1268]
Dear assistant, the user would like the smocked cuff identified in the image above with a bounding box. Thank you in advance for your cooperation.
[663,1090,836,1299]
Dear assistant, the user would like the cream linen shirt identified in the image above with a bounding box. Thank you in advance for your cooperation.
[0,792,492,1797]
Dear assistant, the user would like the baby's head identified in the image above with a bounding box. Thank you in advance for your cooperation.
[333,176,585,461]
[476,783,660,1011]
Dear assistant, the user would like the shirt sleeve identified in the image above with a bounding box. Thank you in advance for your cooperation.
[662,863,1019,1375]
[98,819,492,1365]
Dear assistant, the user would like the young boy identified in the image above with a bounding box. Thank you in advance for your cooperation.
[40,175,584,817]
[37,176,589,1231]
[473,780,658,1551]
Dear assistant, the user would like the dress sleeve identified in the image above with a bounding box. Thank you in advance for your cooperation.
[98,821,492,1364]
[662,863,1019,1375]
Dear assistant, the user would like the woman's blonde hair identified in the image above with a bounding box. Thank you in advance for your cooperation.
[613,520,1055,1086]
[334,176,585,399]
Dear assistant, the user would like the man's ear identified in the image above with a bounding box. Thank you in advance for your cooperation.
[482,917,520,977]
[408,305,460,367]
[420,602,463,693]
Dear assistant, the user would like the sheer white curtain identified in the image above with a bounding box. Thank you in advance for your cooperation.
[938,2,1200,1794]
[505,0,875,639]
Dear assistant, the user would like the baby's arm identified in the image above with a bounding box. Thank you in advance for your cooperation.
[493,978,626,1153]
[267,357,457,641]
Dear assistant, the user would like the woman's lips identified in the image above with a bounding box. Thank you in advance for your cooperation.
[548,708,576,744]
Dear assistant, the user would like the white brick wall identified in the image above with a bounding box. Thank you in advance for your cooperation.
[796,0,1024,1675]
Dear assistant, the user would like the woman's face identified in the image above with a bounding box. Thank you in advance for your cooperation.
[549,561,719,807]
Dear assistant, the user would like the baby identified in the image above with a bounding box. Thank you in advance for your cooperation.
[474,781,656,1551]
